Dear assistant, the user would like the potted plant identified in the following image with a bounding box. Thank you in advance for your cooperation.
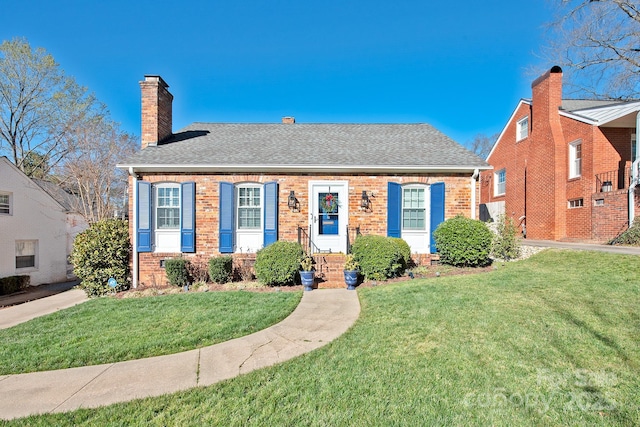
[344,254,359,290]
[300,255,315,291]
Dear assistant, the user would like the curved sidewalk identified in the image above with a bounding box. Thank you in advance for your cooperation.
[0,289,360,421]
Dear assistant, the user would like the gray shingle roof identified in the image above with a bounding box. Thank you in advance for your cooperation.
[120,123,489,172]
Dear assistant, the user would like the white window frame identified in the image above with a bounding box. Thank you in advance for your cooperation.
[154,183,181,252]
[632,134,637,162]
[568,198,584,209]
[401,186,427,231]
[569,140,582,179]
[516,117,529,141]
[400,184,430,254]
[0,191,12,215]
[15,240,38,270]
[494,169,506,196]
[235,183,264,253]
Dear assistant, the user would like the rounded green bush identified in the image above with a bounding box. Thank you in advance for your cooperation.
[391,237,412,269]
[208,256,233,284]
[433,215,492,267]
[254,241,304,286]
[351,235,403,281]
[165,258,190,287]
[70,219,130,297]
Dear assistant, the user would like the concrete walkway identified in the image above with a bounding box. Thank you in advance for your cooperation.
[0,288,88,329]
[0,288,360,420]
[523,239,640,255]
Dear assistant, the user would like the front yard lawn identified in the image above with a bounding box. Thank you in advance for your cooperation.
[7,249,640,425]
[0,291,301,375]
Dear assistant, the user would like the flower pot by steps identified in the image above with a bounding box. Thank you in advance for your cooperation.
[344,270,358,290]
[300,270,315,291]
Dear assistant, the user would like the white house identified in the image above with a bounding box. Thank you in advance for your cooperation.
[0,157,86,286]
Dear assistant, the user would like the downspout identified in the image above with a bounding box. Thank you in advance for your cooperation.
[470,168,479,219]
[129,167,138,289]
[629,112,640,226]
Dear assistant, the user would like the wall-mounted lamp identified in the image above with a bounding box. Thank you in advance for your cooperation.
[361,190,371,211]
[288,190,300,212]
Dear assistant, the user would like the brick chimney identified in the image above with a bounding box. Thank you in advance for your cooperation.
[529,65,567,240]
[282,116,295,124]
[140,75,173,149]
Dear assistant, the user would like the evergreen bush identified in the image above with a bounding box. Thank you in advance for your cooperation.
[0,275,30,295]
[70,219,130,297]
[254,241,304,286]
[609,218,640,246]
[208,256,233,284]
[433,215,492,267]
[164,258,190,287]
[351,235,403,281]
[390,237,412,269]
[491,214,521,260]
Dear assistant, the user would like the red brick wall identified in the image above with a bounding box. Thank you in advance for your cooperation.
[592,190,630,241]
[129,172,476,286]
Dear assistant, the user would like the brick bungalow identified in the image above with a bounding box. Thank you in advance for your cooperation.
[481,66,640,242]
[119,76,489,287]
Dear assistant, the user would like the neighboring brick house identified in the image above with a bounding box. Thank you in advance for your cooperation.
[481,66,640,242]
[119,76,489,287]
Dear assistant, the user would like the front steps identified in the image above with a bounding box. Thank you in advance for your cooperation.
[312,253,346,288]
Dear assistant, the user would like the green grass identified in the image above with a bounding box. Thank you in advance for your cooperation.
[0,291,301,374]
[5,250,640,426]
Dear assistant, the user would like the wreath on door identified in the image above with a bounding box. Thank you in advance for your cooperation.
[320,193,339,213]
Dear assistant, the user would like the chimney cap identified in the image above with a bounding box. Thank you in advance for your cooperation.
[143,75,170,88]
[282,116,295,124]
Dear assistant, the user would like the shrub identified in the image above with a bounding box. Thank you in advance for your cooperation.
[0,275,30,295]
[71,219,130,297]
[208,256,233,284]
[391,237,412,269]
[609,218,640,246]
[254,241,304,286]
[491,214,521,260]
[433,215,492,267]
[165,258,190,287]
[351,235,403,281]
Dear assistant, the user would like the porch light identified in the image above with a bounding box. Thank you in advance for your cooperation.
[361,191,371,211]
[288,190,300,212]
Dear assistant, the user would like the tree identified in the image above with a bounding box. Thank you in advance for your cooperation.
[0,38,138,222]
[54,118,137,223]
[544,0,640,99]
[467,132,498,159]
[0,37,101,176]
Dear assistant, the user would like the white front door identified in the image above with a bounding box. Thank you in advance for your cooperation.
[309,180,348,253]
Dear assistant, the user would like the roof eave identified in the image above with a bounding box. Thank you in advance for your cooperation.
[117,163,491,174]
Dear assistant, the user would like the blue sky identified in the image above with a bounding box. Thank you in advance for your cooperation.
[1,1,553,147]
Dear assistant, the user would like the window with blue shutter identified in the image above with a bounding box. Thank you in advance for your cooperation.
[181,182,196,252]
[263,181,278,247]
[430,182,445,253]
[219,182,235,253]
[137,181,152,252]
[387,182,401,238]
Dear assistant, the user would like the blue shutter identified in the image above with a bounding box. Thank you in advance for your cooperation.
[219,182,234,253]
[387,182,401,238]
[137,181,152,252]
[430,182,445,253]
[263,181,278,247]
[181,182,196,252]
